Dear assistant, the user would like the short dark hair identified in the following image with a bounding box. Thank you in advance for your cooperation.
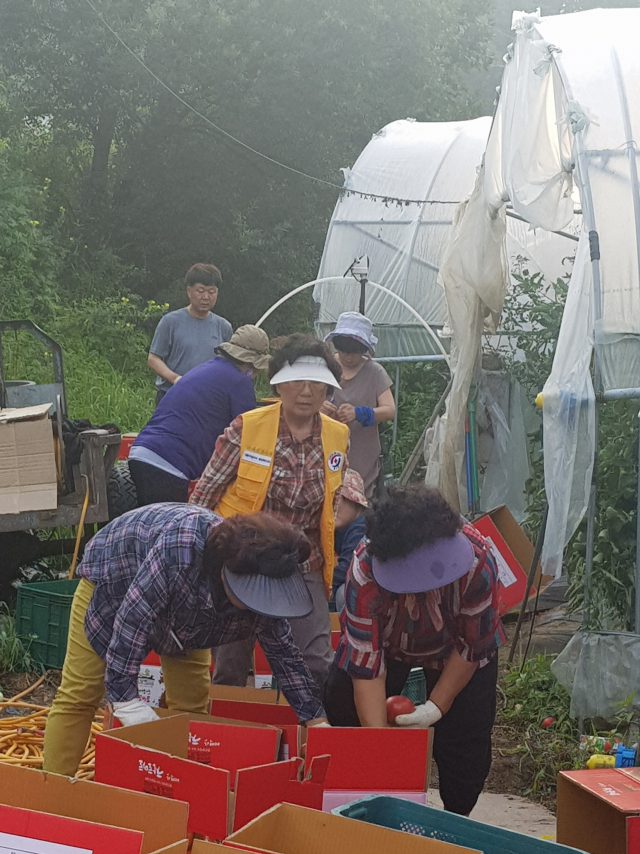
[202,512,311,593]
[331,335,368,355]
[365,485,462,562]
[267,333,342,385]
[185,263,222,289]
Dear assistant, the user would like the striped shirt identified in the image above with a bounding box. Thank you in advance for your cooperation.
[335,522,506,679]
[190,413,326,574]
[78,503,325,721]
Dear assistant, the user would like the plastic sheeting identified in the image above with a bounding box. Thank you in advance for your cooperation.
[425,167,508,511]
[449,8,640,573]
[314,117,579,358]
[551,631,640,719]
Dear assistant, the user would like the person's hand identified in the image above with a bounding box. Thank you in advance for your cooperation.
[172,374,182,384]
[395,700,442,728]
[337,403,356,424]
[304,718,331,727]
[320,401,339,419]
[113,699,160,727]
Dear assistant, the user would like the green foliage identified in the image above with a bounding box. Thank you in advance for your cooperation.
[0,0,494,328]
[0,604,34,675]
[380,362,449,478]
[565,399,639,630]
[488,261,639,630]
[499,655,581,802]
[499,655,639,802]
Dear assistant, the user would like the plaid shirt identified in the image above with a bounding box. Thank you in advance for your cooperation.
[190,413,326,574]
[78,503,325,721]
[335,522,506,680]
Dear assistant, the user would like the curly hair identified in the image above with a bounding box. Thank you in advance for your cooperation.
[202,512,311,595]
[365,485,462,562]
[267,333,342,385]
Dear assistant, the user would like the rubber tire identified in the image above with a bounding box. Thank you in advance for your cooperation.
[107,461,139,520]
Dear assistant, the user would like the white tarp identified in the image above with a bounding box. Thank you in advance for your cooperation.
[314,117,578,358]
[442,7,640,573]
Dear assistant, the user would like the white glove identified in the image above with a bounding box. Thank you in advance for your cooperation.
[395,700,443,728]
[113,698,160,727]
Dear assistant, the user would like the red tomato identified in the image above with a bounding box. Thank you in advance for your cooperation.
[386,695,415,725]
[541,716,555,729]
[603,740,612,754]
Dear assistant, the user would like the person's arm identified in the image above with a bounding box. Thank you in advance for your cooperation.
[373,386,395,424]
[353,671,388,727]
[255,618,327,724]
[189,416,243,508]
[332,520,365,592]
[337,387,395,426]
[334,545,388,726]
[429,649,478,714]
[148,316,181,383]
[148,352,181,385]
[103,542,172,704]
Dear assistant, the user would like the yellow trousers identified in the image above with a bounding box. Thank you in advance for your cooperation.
[43,578,211,777]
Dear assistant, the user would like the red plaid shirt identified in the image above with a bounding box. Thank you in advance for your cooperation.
[335,522,506,679]
[190,412,326,574]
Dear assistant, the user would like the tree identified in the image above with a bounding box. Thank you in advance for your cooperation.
[0,0,494,329]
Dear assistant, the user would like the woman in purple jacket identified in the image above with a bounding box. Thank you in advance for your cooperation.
[129,325,270,504]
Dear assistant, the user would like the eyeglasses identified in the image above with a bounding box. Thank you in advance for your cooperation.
[283,380,327,391]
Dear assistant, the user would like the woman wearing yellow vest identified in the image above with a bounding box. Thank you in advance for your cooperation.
[190,334,349,690]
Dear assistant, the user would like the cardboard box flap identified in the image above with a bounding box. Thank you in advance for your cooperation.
[0,804,145,854]
[210,685,290,706]
[0,763,188,854]
[192,844,227,853]
[305,727,430,792]
[102,713,189,758]
[96,720,231,841]
[0,403,52,423]
[233,756,330,834]
[560,768,640,812]
[154,845,188,854]
[225,802,480,854]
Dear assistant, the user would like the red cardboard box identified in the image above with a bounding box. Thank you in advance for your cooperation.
[304,726,431,811]
[557,768,640,854]
[104,706,281,784]
[233,755,329,832]
[223,802,478,854]
[95,714,329,840]
[209,685,301,760]
[0,804,145,854]
[473,505,546,615]
[0,763,188,854]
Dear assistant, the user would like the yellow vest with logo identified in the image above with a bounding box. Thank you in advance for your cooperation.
[215,401,348,594]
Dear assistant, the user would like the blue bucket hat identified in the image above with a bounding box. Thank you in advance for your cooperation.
[324,312,378,354]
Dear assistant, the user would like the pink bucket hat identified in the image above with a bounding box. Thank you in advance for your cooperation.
[340,469,368,509]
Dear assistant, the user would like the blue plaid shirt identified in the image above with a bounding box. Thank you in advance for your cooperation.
[77,503,325,721]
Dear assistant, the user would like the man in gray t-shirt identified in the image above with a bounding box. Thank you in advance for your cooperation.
[148,263,232,404]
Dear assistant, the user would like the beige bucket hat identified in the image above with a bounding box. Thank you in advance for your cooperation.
[216,325,271,370]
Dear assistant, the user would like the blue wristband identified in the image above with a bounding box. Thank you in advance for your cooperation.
[354,406,375,427]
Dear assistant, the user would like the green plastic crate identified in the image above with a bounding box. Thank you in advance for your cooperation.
[333,796,586,854]
[15,579,79,669]
[402,668,427,704]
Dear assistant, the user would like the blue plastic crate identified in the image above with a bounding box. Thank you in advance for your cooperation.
[332,796,586,854]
